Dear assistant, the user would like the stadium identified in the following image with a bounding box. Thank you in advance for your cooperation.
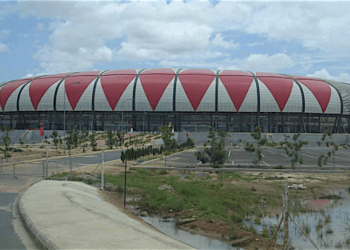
[0,68,349,134]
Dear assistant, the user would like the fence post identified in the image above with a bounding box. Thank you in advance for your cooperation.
[124,159,127,211]
[42,160,45,178]
[69,148,72,180]
[13,162,16,179]
[101,149,104,190]
[282,182,289,250]
[46,142,49,178]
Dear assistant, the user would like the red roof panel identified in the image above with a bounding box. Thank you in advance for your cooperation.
[0,79,30,110]
[257,73,293,111]
[297,78,331,113]
[140,69,175,110]
[220,70,254,111]
[179,69,216,111]
[65,75,97,110]
[100,71,137,110]
[29,77,64,110]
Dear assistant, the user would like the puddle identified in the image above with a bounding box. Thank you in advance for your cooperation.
[245,189,350,249]
[140,216,242,250]
[120,193,242,249]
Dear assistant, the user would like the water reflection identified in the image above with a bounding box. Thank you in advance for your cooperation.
[141,216,242,250]
[245,189,350,249]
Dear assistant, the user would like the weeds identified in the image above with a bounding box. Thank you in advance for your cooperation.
[326,227,333,234]
[104,169,280,223]
[262,226,269,238]
[254,217,261,225]
[218,172,260,182]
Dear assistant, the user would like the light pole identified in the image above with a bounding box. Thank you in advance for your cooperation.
[121,98,133,147]
[63,81,80,155]
[143,111,147,146]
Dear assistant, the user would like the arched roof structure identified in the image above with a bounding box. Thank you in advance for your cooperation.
[0,68,348,115]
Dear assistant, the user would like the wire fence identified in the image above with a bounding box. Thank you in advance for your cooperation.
[0,156,101,180]
[0,160,45,178]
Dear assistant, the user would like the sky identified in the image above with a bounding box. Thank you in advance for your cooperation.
[0,0,350,83]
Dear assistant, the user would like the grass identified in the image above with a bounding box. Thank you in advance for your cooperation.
[218,172,260,182]
[104,169,280,222]
[50,172,69,178]
[326,227,333,234]
[316,220,323,231]
[254,217,261,225]
[302,223,310,235]
[261,226,269,238]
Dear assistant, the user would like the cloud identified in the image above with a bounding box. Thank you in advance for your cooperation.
[307,69,350,83]
[0,43,8,53]
[241,53,295,72]
[11,1,350,74]
[37,22,44,31]
[246,42,263,47]
[33,45,113,73]
[211,33,239,50]
[243,2,350,55]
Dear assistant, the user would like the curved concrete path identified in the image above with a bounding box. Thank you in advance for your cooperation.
[19,180,193,249]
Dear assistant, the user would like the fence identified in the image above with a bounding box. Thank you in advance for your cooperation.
[0,153,103,180]
[0,161,45,178]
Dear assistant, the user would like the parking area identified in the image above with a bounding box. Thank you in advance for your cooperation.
[163,145,350,168]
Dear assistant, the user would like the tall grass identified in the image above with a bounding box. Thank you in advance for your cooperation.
[104,169,280,222]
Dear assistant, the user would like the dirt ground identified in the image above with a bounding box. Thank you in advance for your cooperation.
[1,132,160,164]
[96,166,349,250]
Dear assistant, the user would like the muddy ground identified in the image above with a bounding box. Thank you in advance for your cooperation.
[95,165,349,250]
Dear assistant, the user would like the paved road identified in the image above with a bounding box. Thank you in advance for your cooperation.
[49,150,123,166]
[0,193,25,250]
[21,181,193,249]
[0,175,39,250]
[161,146,350,168]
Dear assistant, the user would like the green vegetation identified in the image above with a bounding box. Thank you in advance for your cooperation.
[106,128,115,149]
[159,123,177,152]
[195,126,228,168]
[0,126,12,161]
[218,172,260,182]
[280,133,308,169]
[80,127,89,153]
[261,226,269,238]
[317,126,339,169]
[50,130,60,155]
[244,126,267,167]
[89,132,98,151]
[326,227,333,234]
[104,169,280,223]
[121,146,164,163]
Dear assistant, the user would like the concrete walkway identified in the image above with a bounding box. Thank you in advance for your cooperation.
[19,180,193,249]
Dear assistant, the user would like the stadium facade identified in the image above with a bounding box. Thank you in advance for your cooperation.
[0,68,350,133]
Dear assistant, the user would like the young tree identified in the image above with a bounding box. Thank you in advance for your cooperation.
[115,131,123,147]
[0,126,12,162]
[159,123,177,152]
[195,126,228,168]
[105,128,115,149]
[65,129,74,150]
[89,132,98,151]
[79,127,89,153]
[280,133,308,169]
[72,125,79,149]
[217,129,230,147]
[244,126,267,167]
[317,126,339,169]
[50,130,60,155]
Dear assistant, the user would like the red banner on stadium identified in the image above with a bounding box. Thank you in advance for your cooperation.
[39,123,44,136]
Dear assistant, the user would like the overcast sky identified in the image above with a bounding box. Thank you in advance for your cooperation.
[1,0,350,83]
